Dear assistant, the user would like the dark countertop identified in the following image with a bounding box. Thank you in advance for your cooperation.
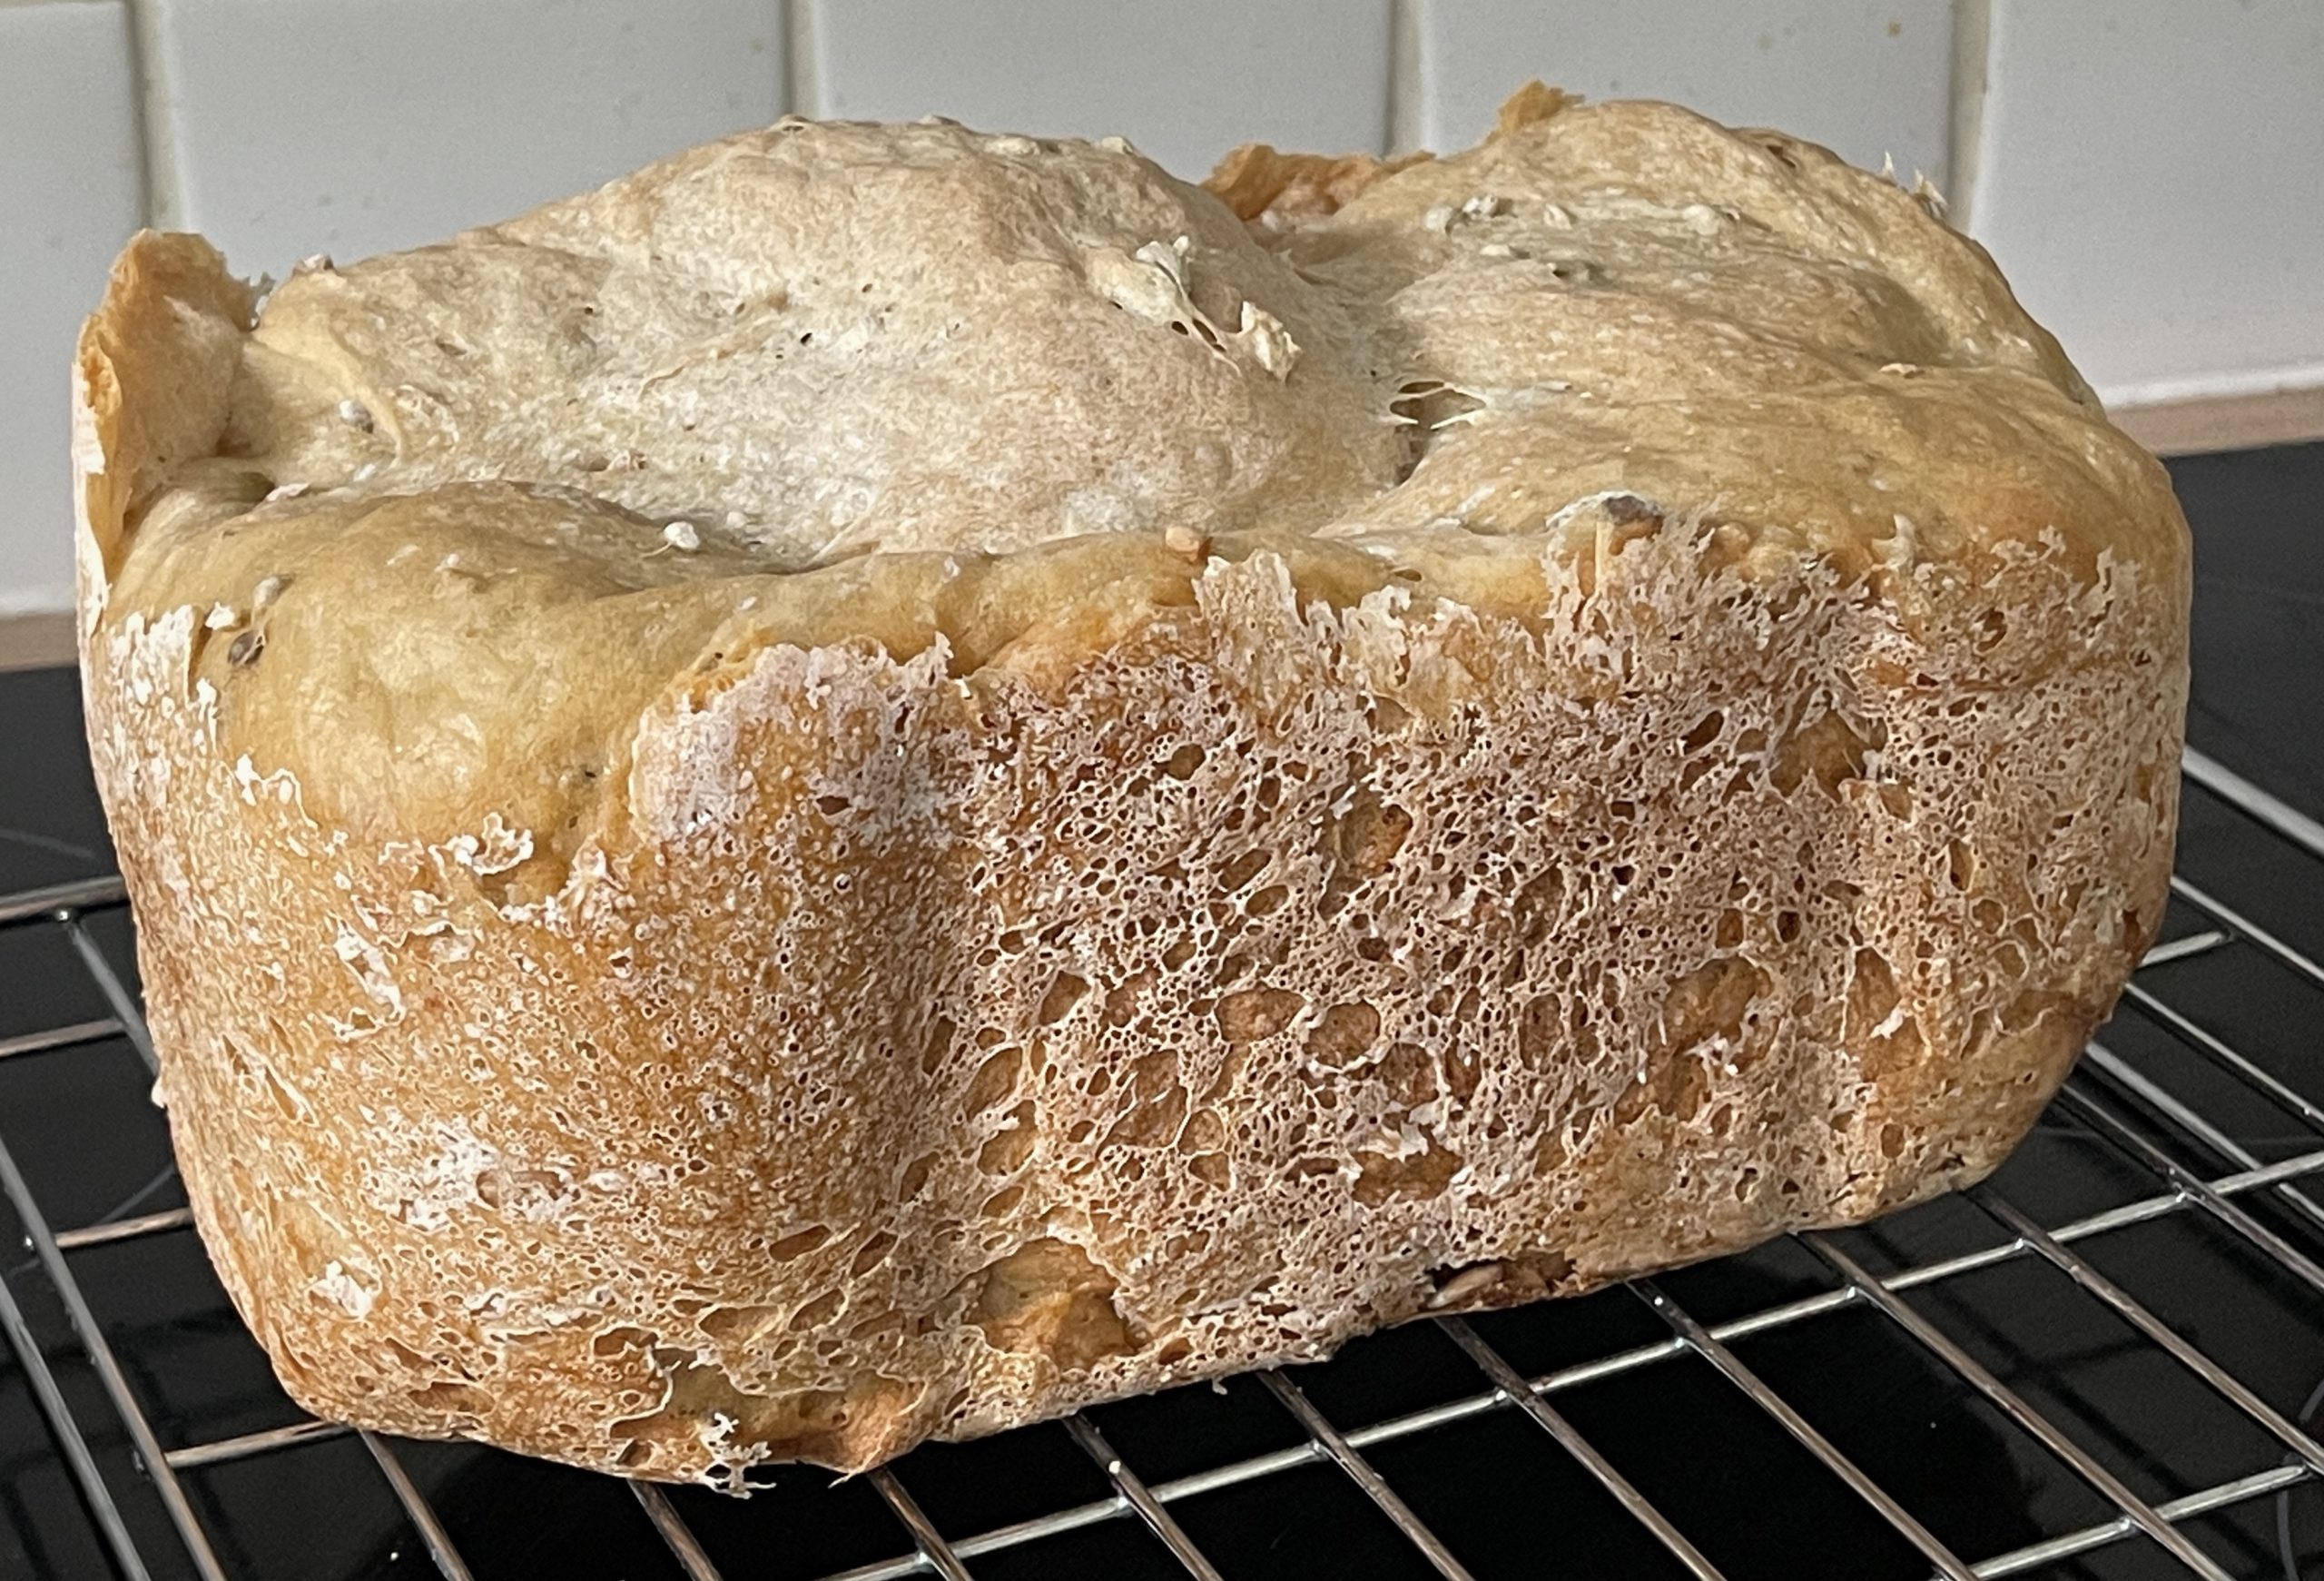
[2176,442,2324,817]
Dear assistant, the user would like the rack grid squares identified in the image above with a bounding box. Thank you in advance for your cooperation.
[4,744,2321,1580]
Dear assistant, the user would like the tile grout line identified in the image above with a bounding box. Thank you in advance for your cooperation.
[783,0,818,119]
[1946,0,1993,230]
[123,0,180,229]
[1386,0,1423,154]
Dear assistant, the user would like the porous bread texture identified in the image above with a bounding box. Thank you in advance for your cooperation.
[74,89,2189,1484]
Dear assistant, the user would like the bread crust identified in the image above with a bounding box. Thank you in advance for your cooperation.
[75,92,2187,1483]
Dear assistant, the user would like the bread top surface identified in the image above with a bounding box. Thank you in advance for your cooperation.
[79,89,2186,899]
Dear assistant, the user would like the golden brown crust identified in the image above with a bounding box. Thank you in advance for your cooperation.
[1491,79,1581,139]
[76,87,2189,1484]
[73,232,253,603]
[1204,143,1435,224]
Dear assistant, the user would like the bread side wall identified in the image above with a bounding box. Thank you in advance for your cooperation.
[87,519,2181,1482]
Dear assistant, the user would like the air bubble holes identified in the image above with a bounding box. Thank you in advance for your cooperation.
[1679,709,1727,755]
[1037,973,1088,1024]
[1218,850,1269,892]
[1245,883,1291,916]
[978,1102,1039,1174]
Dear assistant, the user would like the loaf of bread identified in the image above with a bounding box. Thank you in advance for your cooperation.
[74,86,2187,1485]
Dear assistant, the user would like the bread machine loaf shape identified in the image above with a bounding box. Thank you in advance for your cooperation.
[73,85,2189,1484]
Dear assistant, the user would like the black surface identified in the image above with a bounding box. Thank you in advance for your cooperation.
[2179,441,2324,817]
[3,444,2323,1580]
[0,665,113,894]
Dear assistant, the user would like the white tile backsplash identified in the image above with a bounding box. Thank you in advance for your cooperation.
[1,0,2320,620]
[147,0,786,276]
[1968,0,2324,405]
[810,0,1393,182]
[0,0,144,616]
[1413,0,1955,185]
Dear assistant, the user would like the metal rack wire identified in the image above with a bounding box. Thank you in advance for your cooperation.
[4,742,2321,1580]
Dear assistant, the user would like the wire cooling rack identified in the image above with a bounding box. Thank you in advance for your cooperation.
[3,743,2321,1581]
